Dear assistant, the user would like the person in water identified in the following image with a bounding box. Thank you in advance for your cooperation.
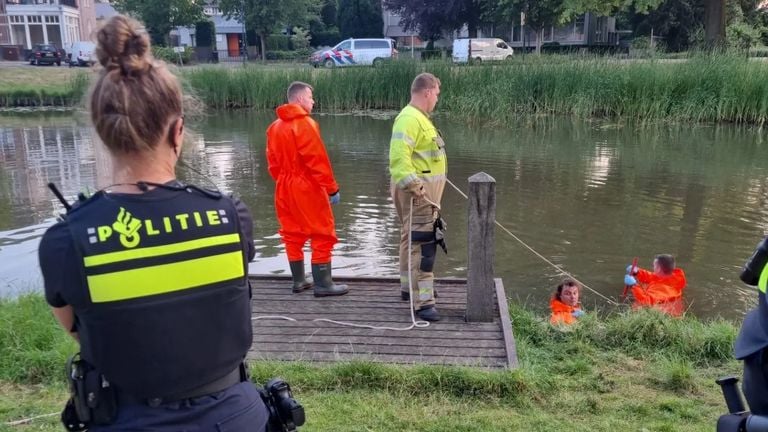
[624,254,686,316]
[550,279,585,325]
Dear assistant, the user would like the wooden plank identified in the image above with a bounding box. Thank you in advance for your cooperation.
[251,312,468,323]
[494,278,518,369]
[466,172,496,322]
[252,303,466,314]
[252,320,502,332]
[251,327,504,340]
[252,298,466,307]
[250,275,469,285]
[253,342,506,357]
[251,285,468,296]
[246,351,508,368]
[252,334,504,348]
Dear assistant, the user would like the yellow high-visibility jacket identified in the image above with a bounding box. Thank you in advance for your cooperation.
[389,105,447,189]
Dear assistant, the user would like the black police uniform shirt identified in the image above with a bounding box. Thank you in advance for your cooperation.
[38,182,256,398]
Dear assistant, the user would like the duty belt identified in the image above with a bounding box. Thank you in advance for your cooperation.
[119,363,247,407]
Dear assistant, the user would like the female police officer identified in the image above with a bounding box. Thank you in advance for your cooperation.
[37,15,269,431]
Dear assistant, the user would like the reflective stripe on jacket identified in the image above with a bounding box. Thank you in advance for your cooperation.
[389,105,447,189]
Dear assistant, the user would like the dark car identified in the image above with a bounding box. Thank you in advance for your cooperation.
[28,44,61,66]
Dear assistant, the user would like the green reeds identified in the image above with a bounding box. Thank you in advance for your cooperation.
[182,53,768,125]
[0,71,89,108]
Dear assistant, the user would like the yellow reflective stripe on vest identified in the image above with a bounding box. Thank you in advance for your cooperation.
[759,265,768,294]
[83,233,242,267]
[87,251,244,303]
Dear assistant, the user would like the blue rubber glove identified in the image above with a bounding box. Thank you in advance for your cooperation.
[572,309,585,318]
[624,274,637,286]
[329,191,340,205]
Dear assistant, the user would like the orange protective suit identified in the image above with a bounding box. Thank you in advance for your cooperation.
[550,298,583,325]
[266,103,340,263]
[631,268,687,316]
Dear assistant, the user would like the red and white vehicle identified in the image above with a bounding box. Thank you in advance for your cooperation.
[310,38,397,68]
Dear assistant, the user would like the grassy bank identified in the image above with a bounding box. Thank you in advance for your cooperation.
[0,294,742,430]
[4,54,768,125]
[0,67,89,108]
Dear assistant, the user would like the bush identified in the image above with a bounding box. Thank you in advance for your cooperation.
[152,46,194,65]
[311,30,341,48]
[265,49,312,61]
[195,20,215,48]
[266,34,291,51]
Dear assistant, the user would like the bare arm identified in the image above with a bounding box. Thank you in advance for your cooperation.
[51,306,79,342]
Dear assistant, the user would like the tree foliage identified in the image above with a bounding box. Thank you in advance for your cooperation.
[217,0,321,58]
[383,0,481,40]
[112,0,204,46]
[338,0,384,38]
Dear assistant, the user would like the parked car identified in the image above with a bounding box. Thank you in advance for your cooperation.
[452,38,513,63]
[28,43,62,66]
[310,38,397,68]
[68,41,95,67]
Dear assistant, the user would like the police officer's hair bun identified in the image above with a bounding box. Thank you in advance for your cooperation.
[89,14,183,155]
[96,15,151,75]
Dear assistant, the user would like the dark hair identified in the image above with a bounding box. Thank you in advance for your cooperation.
[655,254,676,275]
[90,15,183,155]
[287,81,313,102]
[555,279,579,301]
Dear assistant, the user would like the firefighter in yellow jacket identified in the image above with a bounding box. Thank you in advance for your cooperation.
[389,73,447,322]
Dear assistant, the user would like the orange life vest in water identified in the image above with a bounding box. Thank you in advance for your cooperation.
[550,298,583,325]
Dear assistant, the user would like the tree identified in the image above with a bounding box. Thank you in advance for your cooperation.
[112,0,205,46]
[620,0,704,52]
[704,0,727,46]
[489,0,664,54]
[338,0,384,38]
[218,0,321,60]
[383,0,486,41]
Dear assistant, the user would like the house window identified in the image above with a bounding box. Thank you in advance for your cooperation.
[45,16,60,24]
[574,16,585,41]
[27,16,42,24]
[9,16,24,24]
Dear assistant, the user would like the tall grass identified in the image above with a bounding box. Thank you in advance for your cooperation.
[183,54,768,125]
[0,71,89,108]
[0,295,76,383]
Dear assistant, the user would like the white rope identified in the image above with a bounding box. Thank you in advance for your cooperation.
[445,178,620,306]
[5,412,58,426]
[253,196,430,330]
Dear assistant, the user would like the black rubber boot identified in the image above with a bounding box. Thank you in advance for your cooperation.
[416,305,440,322]
[312,263,349,297]
[289,261,312,293]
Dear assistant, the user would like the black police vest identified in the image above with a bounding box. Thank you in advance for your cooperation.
[64,186,252,398]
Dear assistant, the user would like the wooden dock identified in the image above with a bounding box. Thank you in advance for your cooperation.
[248,275,518,369]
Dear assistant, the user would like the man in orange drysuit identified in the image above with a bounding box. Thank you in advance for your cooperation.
[624,254,686,316]
[266,81,348,297]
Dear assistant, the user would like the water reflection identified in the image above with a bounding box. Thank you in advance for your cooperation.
[0,112,764,321]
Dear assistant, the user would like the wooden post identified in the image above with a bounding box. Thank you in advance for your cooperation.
[466,172,496,322]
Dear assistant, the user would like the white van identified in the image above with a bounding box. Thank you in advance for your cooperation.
[452,38,513,63]
[68,41,95,67]
[310,38,398,68]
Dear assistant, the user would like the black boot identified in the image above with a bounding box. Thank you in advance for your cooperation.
[289,261,312,293]
[312,263,349,297]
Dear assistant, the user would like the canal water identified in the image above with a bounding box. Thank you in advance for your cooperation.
[1,111,766,320]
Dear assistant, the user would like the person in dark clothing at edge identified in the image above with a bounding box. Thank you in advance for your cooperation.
[37,15,268,431]
[734,236,768,418]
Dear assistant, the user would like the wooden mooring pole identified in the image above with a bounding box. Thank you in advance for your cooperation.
[466,172,496,322]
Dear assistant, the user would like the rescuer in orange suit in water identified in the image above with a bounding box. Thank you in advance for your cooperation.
[624,254,686,316]
[266,81,348,297]
[550,279,585,325]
